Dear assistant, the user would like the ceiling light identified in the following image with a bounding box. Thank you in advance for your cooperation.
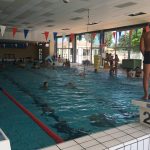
[128,12,146,16]
[63,0,70,3]
[62,28,70,30]
[87,22,98,25]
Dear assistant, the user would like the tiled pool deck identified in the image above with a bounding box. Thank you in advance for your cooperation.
[40,122,150,150]
[0,128,11,150]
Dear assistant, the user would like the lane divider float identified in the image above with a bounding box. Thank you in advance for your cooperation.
[0,87,63,143]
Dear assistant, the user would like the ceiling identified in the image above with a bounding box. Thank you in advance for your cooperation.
[0,0,150,36]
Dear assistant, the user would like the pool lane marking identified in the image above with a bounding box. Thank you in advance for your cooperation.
[0,87,63,143]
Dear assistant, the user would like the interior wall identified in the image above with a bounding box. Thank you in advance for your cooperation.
[0,44,38,59]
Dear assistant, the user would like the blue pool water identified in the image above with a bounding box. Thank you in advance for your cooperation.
[0,64,142,150]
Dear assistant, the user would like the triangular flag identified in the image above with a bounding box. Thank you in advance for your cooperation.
[146,25,149,32]
[135,28,138,36]
[129,30,133,37]
[92,33,97,40]
[84,33,91,42]
[79,34,82,41]
[70,33,74,42]
[44,31,49,41]
[124,31,126,46]
[53,32,57,41]
[12,27,17,37]
[113,31,116,40]
[119,31,122,38]
[62,32,66,41]
[24,29,29,39]
[0,25,6,37]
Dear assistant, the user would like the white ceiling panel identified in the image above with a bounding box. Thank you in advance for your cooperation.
[0,0,149,36]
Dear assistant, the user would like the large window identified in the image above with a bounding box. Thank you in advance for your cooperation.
[57,36,73,62]
[104,29,143,65]
[91,33,100,63]
[76,34,91,64]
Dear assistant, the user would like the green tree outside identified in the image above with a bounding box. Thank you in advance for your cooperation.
[118,29,142,52]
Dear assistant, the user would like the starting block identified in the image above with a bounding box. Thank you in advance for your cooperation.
[132,99,150,127]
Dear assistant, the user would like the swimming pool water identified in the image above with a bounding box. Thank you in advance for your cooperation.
[0,64,142,150]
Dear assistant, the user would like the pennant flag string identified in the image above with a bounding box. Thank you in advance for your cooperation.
[62,32,66,41]
[44,32,49,41]
[53,32,57,42]
[92,33,96,40]
[24,29,29,39]
[135,28,138,36]
[146,25,149,32]
[129,30,133,38]
[70,33,74,42]
[79,34,82,41]
[124,31,126,46]
[12,27,17,38]
[119,31,122,39]
[112,31,116,40]
[0,25,6,37]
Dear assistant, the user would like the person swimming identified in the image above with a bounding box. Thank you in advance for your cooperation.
[65,82,76,89]
[42,81,48,89]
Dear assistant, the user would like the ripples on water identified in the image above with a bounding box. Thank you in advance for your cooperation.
[0,65,142,149]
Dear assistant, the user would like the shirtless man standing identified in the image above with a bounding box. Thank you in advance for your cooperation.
[140,27,150,100]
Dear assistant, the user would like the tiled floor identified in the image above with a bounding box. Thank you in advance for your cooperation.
[40,122,150,150]
[0,129,11,150]
[0,131,5,141]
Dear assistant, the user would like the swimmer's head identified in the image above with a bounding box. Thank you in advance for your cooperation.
[43,81,48,88]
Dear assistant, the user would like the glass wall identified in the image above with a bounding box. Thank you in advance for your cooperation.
[91,33,100,63]
[57,37,73,62]
[56,25,143,65]
[76,34,91,64]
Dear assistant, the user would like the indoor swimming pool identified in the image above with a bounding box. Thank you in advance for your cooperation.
[0,64,142,150]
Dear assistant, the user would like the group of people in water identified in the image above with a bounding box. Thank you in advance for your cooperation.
[104,53,120,76]
[126,67,142,78]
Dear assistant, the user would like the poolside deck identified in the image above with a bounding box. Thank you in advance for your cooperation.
[40,122,150,150]
[0,129,11,150]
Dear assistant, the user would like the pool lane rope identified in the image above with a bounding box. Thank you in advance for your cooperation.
[0,87,63,143]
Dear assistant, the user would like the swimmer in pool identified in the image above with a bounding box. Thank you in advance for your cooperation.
[65,82,76,89]
[42,81,48,90]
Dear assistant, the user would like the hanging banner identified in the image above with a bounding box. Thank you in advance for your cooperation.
[124,31,126,46]
[119,31,122,38]
[53,32,57,42]
[44,31,49,41]
[24,29,29,39]
[78,34,82,41]
[84,33,91,42]
[12,27,17,37]
[129,29,133,38]
[146,25,149,32]
[70,33,74,42]
[112,31,116,40]
[92,33,97,40]
[62,32,66,41]
[0,25,6,37]
[135,28,138,36]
